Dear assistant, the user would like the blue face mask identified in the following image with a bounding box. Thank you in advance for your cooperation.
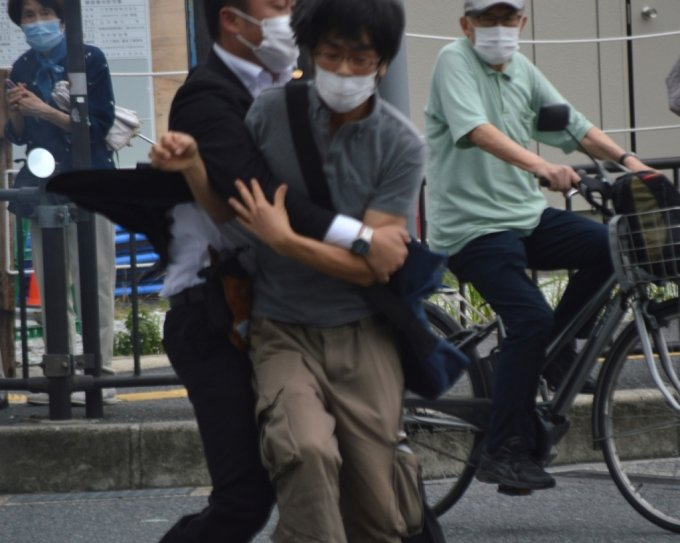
[22,19,64,53]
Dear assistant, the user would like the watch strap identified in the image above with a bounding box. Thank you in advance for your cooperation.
[618,152,638,165]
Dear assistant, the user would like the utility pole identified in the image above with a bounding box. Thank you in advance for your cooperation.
[378,1,418,235]
[63,0,104,418]
[0,70,14,409]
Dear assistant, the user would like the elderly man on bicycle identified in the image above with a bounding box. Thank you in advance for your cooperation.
[424,0,651,491]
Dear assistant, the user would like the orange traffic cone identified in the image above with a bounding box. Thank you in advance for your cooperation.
[26,274,41,307]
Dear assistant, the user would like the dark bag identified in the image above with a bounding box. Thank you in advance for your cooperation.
[611,171,680,279]
[285,81,469,399]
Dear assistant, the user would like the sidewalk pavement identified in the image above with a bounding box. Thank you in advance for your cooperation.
[0,355,605,495]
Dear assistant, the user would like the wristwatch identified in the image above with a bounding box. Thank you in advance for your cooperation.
[350,225,374,256]
[618,152,638,165]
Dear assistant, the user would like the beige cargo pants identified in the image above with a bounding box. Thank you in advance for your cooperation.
[250,316,422,543]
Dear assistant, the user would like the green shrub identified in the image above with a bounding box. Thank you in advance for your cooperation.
[430,270,570,325]
[113,309,164,356]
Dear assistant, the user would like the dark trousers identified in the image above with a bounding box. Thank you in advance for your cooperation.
[448,208,612,453]
[159,303,274,543]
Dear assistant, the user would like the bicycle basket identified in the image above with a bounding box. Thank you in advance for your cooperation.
[609,207,680,287]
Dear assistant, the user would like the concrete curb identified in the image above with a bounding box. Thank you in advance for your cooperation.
[0,394,665,494]
[0,397,588,494]
[0,420,209,494]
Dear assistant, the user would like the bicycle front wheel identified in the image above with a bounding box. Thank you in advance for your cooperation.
[404,301,490,516]
[596,298,680,533]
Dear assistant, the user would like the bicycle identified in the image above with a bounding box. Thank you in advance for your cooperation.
[403,108,680,534]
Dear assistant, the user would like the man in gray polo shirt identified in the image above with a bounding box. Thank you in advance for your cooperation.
[229,0,425,540]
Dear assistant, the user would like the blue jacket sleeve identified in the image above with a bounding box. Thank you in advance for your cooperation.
[84,46,115,145]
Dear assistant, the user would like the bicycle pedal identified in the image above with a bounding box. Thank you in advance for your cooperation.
[497,485,533,496]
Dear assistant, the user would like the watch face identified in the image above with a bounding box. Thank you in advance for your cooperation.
[351,239,370,256]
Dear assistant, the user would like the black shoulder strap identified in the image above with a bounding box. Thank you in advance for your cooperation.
[285,81,334,210]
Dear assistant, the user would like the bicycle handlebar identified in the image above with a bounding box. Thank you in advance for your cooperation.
[539,171,614,218]
[575,171,614,217]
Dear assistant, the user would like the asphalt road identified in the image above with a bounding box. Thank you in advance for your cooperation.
[2,465,678,543]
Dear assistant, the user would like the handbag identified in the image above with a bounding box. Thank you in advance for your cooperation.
[285,81,469,399]
[105,105,141,151]
[51,80,141,151]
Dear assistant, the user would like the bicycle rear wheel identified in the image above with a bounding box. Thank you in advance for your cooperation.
[404,301,490,516]
[596,298,680,533]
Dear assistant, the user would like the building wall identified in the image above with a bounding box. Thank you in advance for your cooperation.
[150,0,189,140]
[403,0,680,207]
[404,0,680,158]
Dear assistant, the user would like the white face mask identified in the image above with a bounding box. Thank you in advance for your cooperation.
[473,25,520,66]
[231,9,299,74]
[314,65,378,114]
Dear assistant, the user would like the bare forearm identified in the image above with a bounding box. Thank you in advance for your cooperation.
[469,122,578,191]
[273,231,376,286]
[150,131,236,222]
[579,127,649,171]
[38,104,71,132]
[469,123,546,174]
[184,160,235,222]
[229,180,404,285]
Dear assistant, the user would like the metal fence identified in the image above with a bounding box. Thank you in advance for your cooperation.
[0,167,179,421]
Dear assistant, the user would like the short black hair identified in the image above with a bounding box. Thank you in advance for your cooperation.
[8,0,64,26]
[204,0,249,41]
[292,0,405,63]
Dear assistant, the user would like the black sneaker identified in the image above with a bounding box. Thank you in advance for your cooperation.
[476,437,556,490]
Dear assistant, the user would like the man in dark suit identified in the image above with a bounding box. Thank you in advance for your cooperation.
[153,1,413,542]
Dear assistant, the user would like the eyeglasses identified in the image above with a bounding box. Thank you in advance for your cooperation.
[314,49,380,72]
[470,13,523,27]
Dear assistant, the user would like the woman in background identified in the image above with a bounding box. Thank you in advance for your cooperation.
[4,0,118,405]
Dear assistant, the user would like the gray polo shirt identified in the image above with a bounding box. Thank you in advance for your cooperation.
[246,83,425,326]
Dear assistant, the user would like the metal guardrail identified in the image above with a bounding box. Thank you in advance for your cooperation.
[0,174,180,420]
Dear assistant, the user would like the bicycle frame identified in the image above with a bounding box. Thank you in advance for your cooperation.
[546,274,621,417]
[548,272,680,448]
[413,268,679,448]
[421,274,619,424]
[630,299,680,411]
[416,274,627,438]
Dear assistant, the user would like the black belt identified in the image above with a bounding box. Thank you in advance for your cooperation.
[168,283,207,308]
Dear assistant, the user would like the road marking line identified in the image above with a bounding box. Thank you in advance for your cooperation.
[117,389,187,402]
[8,388,187,405]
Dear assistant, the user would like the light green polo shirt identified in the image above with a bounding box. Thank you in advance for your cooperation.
[424,38,593,256]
